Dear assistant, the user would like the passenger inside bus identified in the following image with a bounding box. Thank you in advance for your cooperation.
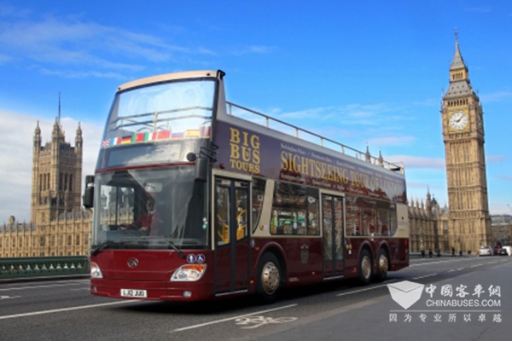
[120,197,164,236]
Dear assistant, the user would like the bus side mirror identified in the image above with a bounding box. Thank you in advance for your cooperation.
[195,156,208,183]
[83,175,95,208]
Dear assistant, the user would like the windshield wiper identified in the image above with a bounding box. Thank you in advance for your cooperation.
[91,240,113,257]
[91,238,186,258]
[163,239,186,259]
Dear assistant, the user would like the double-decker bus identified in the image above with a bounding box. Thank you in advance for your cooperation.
[84,70,409,303]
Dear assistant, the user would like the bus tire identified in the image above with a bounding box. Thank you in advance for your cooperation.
[373,248,389,282]
[256,252,281,303]
[358,249,373,285]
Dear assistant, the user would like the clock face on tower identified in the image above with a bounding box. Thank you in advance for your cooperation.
[449,111,468,131]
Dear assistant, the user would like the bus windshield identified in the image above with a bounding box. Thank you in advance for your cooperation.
[91,166,208,251]
[97,78,215,169]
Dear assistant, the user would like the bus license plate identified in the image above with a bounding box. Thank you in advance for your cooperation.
[121,289,147,298]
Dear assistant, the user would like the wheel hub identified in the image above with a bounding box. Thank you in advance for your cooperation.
[261,262,280,295]
[379,254,389,276]
[361,256,371,279]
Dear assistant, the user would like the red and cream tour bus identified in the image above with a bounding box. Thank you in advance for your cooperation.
[83,70,409,303]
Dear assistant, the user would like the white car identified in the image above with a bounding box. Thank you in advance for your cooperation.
[498,246,511,256]
[478,246,493,256]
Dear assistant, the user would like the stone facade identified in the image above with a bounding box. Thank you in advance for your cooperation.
[408,193,453,254]
[0,121,92,257]
[0,213,90,257]
[409,33,492,254]
[440,33,492,253]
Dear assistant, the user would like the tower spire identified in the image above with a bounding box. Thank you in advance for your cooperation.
[450,27,466,71]
[58,91,61,123]
[365,146,371,163]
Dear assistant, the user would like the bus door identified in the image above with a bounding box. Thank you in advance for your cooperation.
[214,177,250,295]
[322,194,344,278]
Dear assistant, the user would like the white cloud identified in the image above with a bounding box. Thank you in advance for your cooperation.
[486,155,506,163]
[488,203,512,215]
[249,45,275,53]
[0,15,213,75]
[230,45,276,55]
[0,18,157,67]
[0,110,102,224]
[40,68,126,79]
[406,181,445,191]
[0,52,10,64]
[387,155,445,169]
[277,103,405,124]
[0,4,30,18]
[465,7,492,13]
[367,136,416,146]
[480,91,512,103]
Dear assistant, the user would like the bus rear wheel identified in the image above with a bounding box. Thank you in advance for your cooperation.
[256,252,281,303]
[374,249,389,282]
[358,249,373,285]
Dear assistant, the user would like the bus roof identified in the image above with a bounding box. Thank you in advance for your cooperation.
[117,70,219,93]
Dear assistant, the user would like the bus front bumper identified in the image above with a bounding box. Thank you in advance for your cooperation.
[90,279,215,301]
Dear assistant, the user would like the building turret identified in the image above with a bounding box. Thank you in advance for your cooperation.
[73,122,83,209]
[426,188,432,217]
[34,121,41,148]
[378,150,384,167]
[31,122,42,224]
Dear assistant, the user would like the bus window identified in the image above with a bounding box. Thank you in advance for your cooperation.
[99,186,137,229]
[270,181,319,236]
[388,203,397,236]
[251,178,266,233]
[345,196,400,237]
[306,188,319,235]
[361,199,376,236]
[216,184,230,245]
[346,195,360,236]
[235,184,248,241]
[377,201,390,236]
[346,195,377,237]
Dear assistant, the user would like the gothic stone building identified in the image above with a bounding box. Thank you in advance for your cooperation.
[0,121,92,257]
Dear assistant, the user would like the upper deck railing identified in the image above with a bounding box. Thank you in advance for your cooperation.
[226,101,404,175]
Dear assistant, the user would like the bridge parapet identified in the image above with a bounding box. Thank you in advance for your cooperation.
[0,256,89,279]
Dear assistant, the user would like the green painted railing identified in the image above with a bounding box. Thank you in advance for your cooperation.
[410,252,472,258]
[0,256,89,279]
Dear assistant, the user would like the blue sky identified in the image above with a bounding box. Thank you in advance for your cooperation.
[0,0,511,224]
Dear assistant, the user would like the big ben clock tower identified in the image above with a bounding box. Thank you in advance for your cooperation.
[441,30,492,253]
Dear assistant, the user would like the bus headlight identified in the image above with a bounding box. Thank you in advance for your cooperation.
[171,264,207,282]
[90,262,103,279]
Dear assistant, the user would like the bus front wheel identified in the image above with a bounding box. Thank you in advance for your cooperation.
[358,249,373,285]
[256,252,281,303]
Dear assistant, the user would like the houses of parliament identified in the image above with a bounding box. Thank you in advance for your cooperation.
[0,120,92,257]
[0,35,492,257]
